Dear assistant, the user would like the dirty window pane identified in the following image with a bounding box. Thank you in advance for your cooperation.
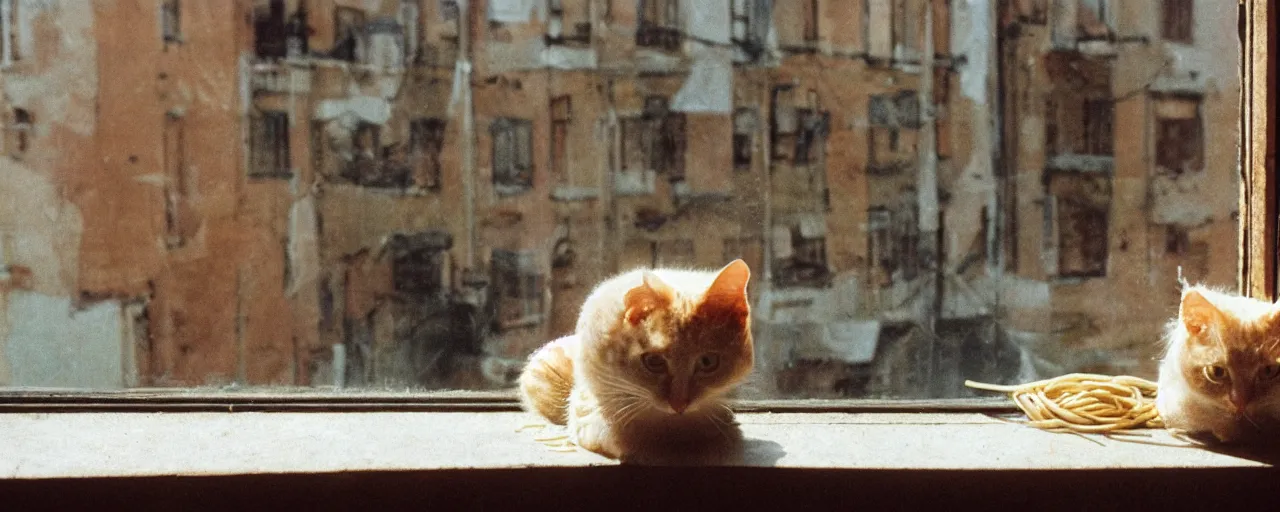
[0,1,1241,400]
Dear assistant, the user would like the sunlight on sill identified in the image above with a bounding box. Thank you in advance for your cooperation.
[1,411,1272,480]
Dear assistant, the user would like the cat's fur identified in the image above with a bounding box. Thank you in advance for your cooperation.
[1156,285,1280,443]
[518,259,754,464]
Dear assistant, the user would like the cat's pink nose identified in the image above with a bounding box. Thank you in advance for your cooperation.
[669,399,689,414]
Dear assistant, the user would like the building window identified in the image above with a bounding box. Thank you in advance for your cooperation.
[1165,225,1190,256]
[161,0,181,43]
[546,0,591,45]
[620,97,686,179]
[491,117,533,195]
[390,231,452,298]
[1045,93,1114,157]
[773,88,831,168]
[730,0,765,59]
[1046,171,1111,278]
[249,110,292,179]
[333,7,366,62]
[773,218,830,288]
[254,0,287,59]
[1082,99,1114,156]
[550,96,571,186]
[733,108,757,171]
[1,0,18,66]
[8,107,31,156]
[792,109,829,166]
[491,249,545,328]
[637,0,680,51]
[409,118,445,190]
[867,207,920,286]
[802,0,819,42]
[1154,95,1203,175]
[1162,0,1193,43]
[867,91,919,173]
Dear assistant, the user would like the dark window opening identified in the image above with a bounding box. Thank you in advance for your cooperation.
[409,118,446,190]
[491,249,545,328]
[732,108,757,171]
[867,91,918,174]
[620,97,686,180]
[249,110,292,179]
[775,222,831,288]
[793,109,829,166]
[1165,225,1190,255]
[637,0,680,51]
[1154,95,1204,175]
[491,117,534,194]
[1082,99,1114,156]
[730,0,765,59]
[9,107,32,155]
[867,206,921,286]
[1162,0,1193,43]
[161,0,181,43]
[253,0,287,59]
[332,7,366,62]
[1048,172,1111,278]
[253,0,310,59]
[390,232,453,298]
[802,0,819,42]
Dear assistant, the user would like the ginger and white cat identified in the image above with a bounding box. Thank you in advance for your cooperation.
[518,259,754,464]
[1156,285,1280,443]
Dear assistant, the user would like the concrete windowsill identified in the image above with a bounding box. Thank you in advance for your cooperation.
[1,410,1274,480]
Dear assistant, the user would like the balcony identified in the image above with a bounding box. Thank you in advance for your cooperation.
[250,61,312,95]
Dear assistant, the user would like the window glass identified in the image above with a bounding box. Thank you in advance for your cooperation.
[0,1,1240,399]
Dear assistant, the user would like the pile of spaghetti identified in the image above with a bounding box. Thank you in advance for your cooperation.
[965,373,1164,433]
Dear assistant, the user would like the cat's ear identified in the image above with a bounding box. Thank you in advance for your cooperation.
[1181,289,1223,339]
[701,259,751,319]
[623,271,675,326]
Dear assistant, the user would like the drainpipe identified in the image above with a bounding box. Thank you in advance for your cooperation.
[460,0,477,268]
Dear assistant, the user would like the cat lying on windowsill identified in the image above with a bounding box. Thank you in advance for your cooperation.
[1156,285,1280,446]
[518,259,754,465]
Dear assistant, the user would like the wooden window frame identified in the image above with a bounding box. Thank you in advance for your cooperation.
[248,109,293,180]
[490,117,534,195]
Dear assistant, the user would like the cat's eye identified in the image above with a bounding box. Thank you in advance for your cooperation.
[641,353,667,373]
[696,353,720,373]
[1259,364,1280,381]
[1203,365,1228,383]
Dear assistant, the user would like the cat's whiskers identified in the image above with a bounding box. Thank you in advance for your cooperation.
[704,408,732,440]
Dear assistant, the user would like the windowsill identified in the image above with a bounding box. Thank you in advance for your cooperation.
[3,409,1274,481]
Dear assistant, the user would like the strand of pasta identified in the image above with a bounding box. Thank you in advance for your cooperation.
[965,373,1165,433]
